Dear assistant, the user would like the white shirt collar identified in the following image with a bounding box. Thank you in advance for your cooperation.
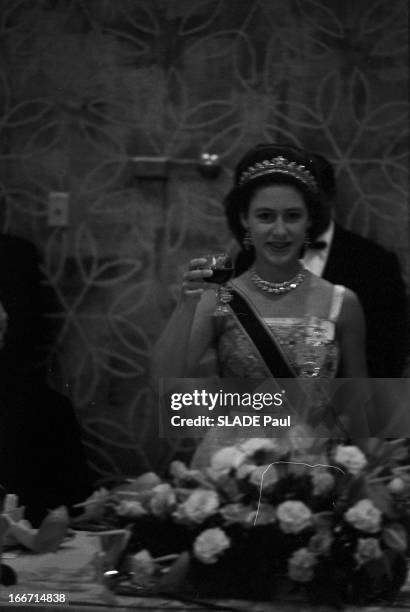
[302,220,335,276]
[316,219,334,249]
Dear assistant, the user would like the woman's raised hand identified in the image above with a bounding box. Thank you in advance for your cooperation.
[181,258,213,300]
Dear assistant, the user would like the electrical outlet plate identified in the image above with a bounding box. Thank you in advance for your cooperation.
[48,192,69,227]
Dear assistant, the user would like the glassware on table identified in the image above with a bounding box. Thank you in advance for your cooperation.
[201,252,234,316]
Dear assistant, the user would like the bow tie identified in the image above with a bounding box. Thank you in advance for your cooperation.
[308,240,327,251]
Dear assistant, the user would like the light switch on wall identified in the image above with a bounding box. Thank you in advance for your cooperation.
[48,192,69,227]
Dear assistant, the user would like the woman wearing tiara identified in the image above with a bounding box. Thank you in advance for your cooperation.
[152,144,369,462]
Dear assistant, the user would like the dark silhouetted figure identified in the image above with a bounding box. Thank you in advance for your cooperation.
[0,234,91,526]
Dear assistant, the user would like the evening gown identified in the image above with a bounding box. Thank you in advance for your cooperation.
[191,282,346,468]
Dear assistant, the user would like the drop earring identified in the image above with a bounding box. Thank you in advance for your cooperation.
[243,230,253,250]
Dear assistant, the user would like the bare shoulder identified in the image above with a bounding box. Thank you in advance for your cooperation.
[339,286,364,325]
[306,272,335,293]
[308,274,360,306]
[306,273,340,307]
[340,286,361,306]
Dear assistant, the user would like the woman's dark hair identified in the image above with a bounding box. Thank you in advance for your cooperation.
[224,143,331,274]
[311,152,337,200]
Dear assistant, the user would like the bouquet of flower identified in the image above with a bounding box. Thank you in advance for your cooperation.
[77,434,410,607]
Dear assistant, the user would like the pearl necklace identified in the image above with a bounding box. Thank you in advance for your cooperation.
[250,266,307,294]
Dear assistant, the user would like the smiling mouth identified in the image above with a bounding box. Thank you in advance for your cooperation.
[267,242,292,251]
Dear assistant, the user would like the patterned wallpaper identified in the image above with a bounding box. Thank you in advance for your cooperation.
[0,0,408,485]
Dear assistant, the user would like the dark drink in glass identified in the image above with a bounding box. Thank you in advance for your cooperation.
[200,253,233,316]
[205,268,233,285]
[202,254,233,284]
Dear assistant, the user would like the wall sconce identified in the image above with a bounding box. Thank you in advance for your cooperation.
[130,153,222,180]
[197,153,221,179]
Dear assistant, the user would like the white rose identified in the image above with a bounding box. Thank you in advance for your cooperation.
[334,445,367,476]
[249,465,278,491]
[277,501,312,534]
[210,446,247,476]
[129,549,155,586]
[388,477,405,494]
[311,470,335,496]
[239,438,279,457]
[288,425,316,452]
[170,461,205,486]
[220,503,253,525]
[236,463,255,480]
[174,489,219,524]
[344,499,382,533]
[288,548,317,582]
[116,500,146,518]
[129,472,162,490]
[81,487,110,519]
[354,537,383,567]
[169,461,189,480]
[149,483,176,518]
[193,527,231,564]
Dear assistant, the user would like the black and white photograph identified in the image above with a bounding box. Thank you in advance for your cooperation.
[0,1,408,610]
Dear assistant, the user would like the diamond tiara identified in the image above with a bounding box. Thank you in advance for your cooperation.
[237,156,318,193]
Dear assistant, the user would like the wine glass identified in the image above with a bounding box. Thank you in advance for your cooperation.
[201,253,234,316]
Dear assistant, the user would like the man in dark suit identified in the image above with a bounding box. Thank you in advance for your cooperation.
[303,154,408,377]
[0,233,92,525]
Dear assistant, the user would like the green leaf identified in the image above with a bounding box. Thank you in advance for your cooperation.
[341,475,367,504]
[366,484,393,517]
[382,523,408,552]
[312,512,333,530]
[216,475,241,502]
[159,551,191,594]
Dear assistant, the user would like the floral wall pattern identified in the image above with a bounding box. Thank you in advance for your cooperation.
[0,0,408,485]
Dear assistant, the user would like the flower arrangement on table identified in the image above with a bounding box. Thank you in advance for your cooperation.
[76,435,410,607]
[0,490,69,554]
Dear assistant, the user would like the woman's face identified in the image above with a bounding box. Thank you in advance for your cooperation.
[242,184,310,269]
